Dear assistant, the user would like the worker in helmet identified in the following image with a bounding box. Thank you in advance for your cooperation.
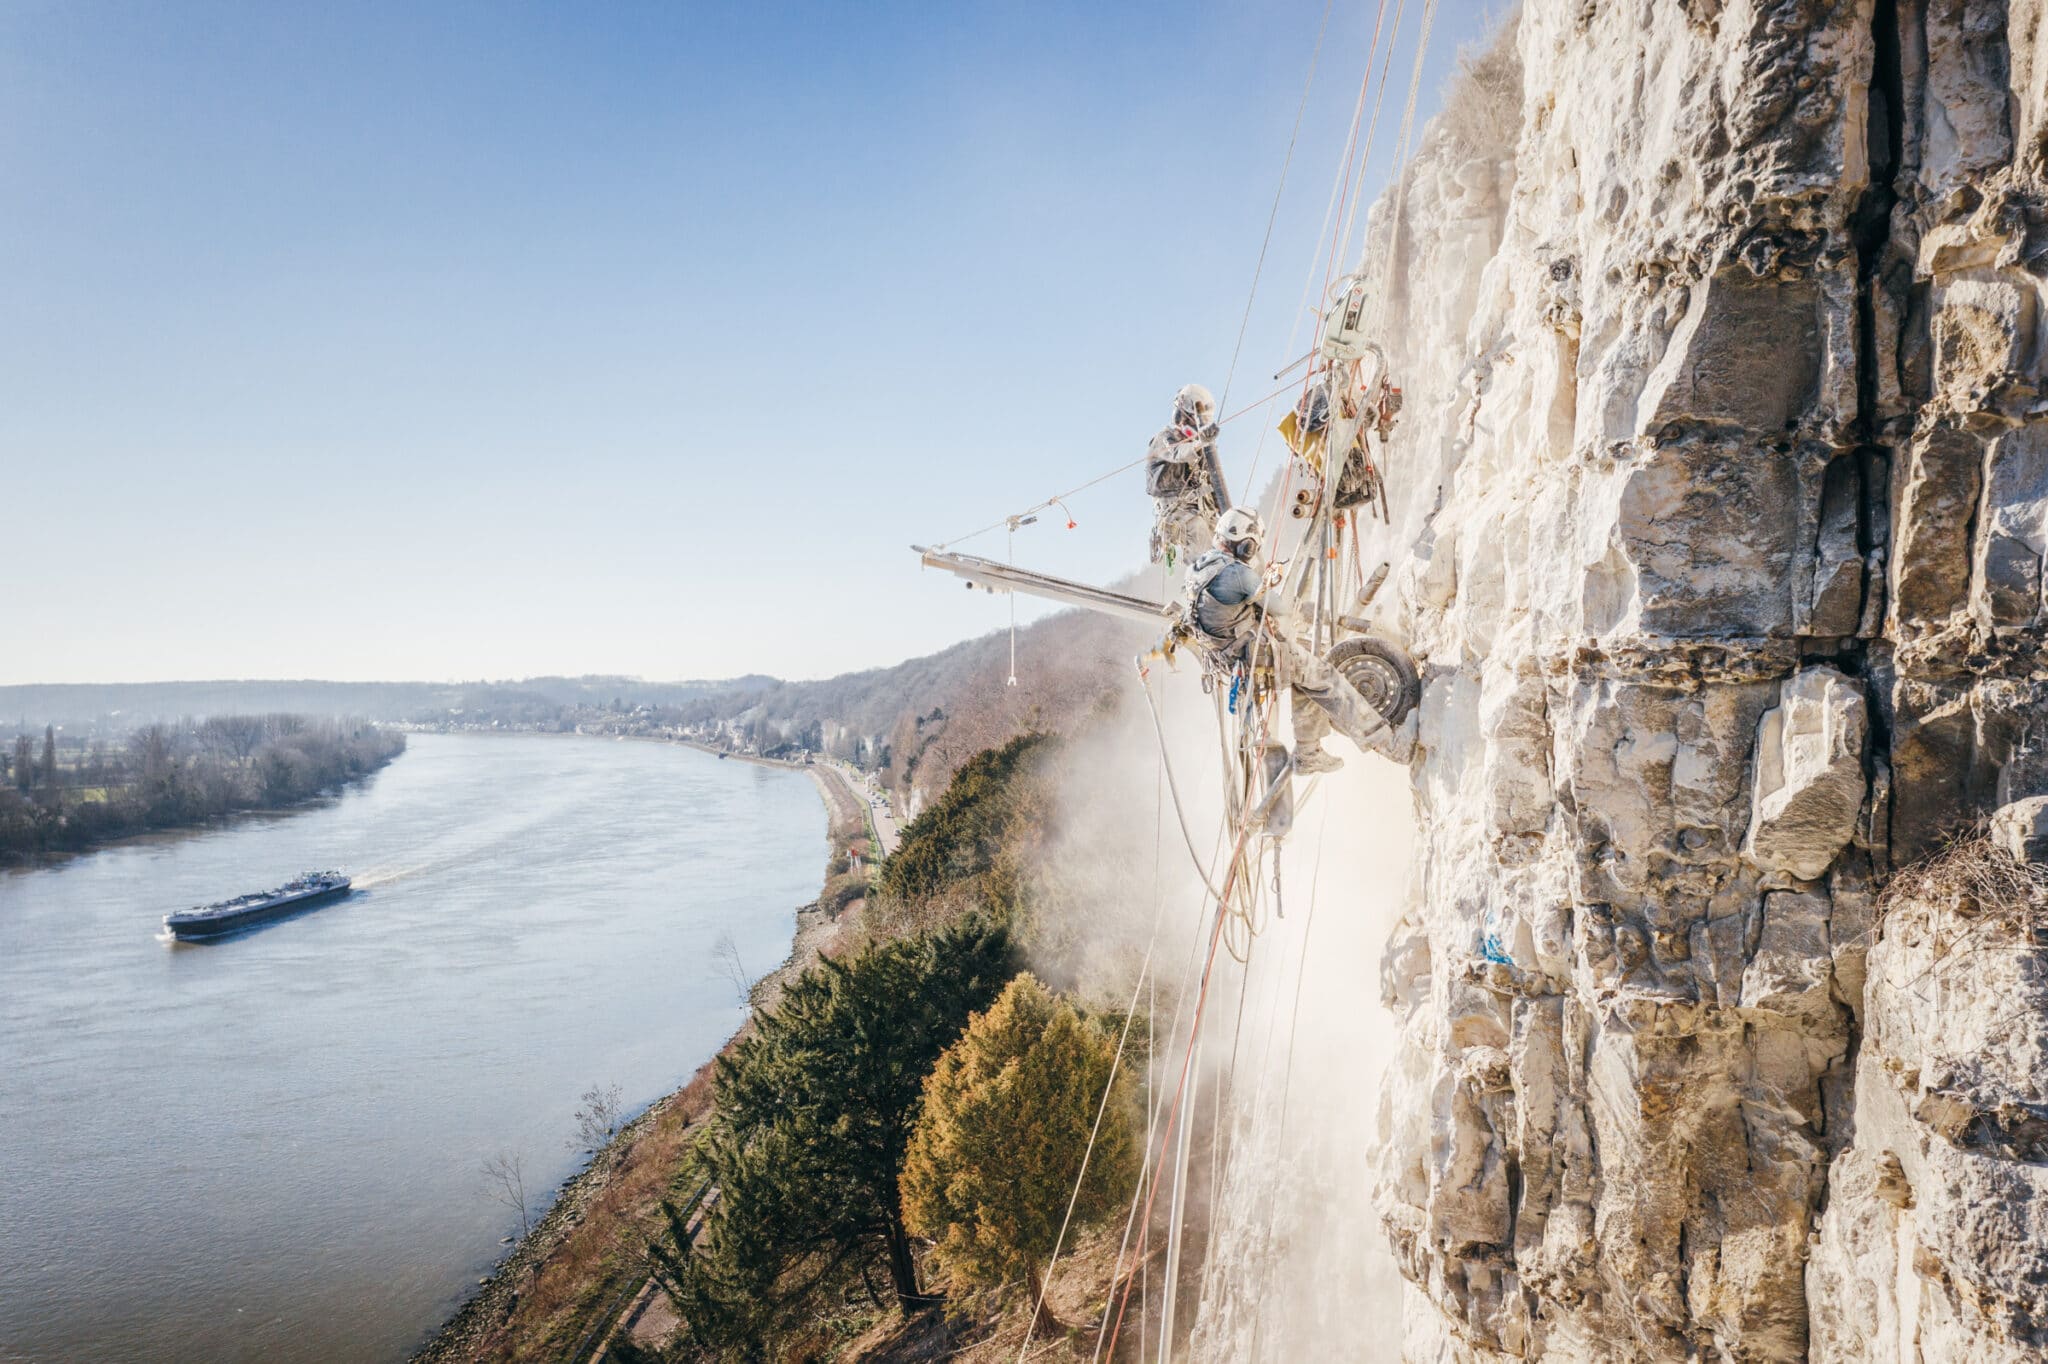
[1146,383,1232,567]
[1179,507,1383,774]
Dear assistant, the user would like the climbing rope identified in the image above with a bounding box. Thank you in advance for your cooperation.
[1334,0,1414,281]
[1098,779,1275,1362]
[1136,664,1230,906]
[1243,0,1394,494]
[1217,0,1337,416]
[1091,813,1234,1364]
[1099,896,1233,1360]
[1012,751,1176,1362]
[1368,0,1443,327]
[1246,796,1331,1360]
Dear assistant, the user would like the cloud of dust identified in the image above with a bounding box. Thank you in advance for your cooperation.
[1185,753,1414,1361]
[1030,669,1416,1361]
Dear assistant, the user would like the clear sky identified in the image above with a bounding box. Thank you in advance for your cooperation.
[2,0,1495,685]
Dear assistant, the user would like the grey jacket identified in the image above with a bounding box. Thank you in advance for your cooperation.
[1187,550,1263,645]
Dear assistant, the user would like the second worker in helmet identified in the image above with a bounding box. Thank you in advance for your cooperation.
[1177,507,1386,775]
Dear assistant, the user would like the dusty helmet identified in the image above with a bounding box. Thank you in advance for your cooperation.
[1174,383,1217,427]
[1215,506,1264,551]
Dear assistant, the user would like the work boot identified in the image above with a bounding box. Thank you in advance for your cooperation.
[1293,744,1343,775]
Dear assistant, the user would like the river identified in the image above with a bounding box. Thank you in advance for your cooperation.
[0,732,827,1364]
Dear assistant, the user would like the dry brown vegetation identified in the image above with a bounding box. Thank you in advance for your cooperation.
[414,1053,722,1364]
[1434,9,1524,163]
[1879,826,2048,923]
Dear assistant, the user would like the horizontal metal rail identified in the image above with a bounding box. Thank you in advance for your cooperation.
[913,546,1177,627]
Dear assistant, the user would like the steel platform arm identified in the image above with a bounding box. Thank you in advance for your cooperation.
[912,546,1177,627]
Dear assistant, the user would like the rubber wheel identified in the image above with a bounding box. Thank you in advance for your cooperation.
[1326,635,1420,729]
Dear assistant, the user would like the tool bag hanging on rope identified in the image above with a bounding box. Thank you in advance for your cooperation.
[1277,376,1396,521]
[1274,272,1400,521]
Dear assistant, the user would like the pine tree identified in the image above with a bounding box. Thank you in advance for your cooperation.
[899,974,1139,1312]
[40,725,56,788]
[656,917,1018,1349]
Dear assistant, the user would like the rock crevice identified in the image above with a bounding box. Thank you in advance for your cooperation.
[1362,1,2048,1357]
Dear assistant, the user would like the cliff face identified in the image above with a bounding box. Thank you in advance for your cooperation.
[1357,1,2048,1357]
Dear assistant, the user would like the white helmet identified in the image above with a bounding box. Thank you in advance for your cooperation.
[1174,383,1217,427]
[1215,506,1264,552]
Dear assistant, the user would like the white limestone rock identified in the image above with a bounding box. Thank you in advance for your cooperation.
[1212,0,2048,1357]
[1808,867,2048,1361]
[1990,795,2048,865]
[1744,666,1869,881]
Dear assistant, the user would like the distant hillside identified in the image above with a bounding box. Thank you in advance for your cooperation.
[3,607,1152,810]
[708,608,1151,808]
[0,675,773,731]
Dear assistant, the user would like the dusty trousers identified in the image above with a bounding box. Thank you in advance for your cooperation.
[1267,631,1386,755]
[1150,491,1218,564]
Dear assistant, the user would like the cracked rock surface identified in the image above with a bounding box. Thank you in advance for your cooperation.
[1347,0,2048,1357]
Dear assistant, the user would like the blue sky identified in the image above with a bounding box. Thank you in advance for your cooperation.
[1,0,1496,684]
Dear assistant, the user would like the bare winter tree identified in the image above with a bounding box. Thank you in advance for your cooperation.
[201,715,266,765]
[711,928,752,1008]
[481,1151,531,1238]
[569,1082,625,1166]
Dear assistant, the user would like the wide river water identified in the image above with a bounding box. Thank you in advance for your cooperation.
[0,733,827,1364]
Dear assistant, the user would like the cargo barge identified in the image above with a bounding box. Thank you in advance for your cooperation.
[163,871,352,940]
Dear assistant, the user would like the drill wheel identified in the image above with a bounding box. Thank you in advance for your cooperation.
[1326,636,1420,728]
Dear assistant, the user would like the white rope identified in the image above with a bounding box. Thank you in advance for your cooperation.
[1335,0,1413,278]
[1013,754,1174,1361]
[1242,3,1387,493]
[1136,664,1231,905]
[1246,796,1332,1361]
[1369,0,1443,325]
[1092,811,1234,1364]
[1006,523,1019,687]
[1157,1001,1207,1362]
[1218,0,1337,416]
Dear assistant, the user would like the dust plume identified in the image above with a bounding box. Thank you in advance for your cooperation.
[1184,755,1414,1360]
[1029,666,1415,1361]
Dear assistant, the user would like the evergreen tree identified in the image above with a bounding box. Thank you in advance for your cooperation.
[900,974,1139,1310]
[874,733,1049,927]
[39,725,56,788]
[10,735,30,792]
[654,918,1018,1350]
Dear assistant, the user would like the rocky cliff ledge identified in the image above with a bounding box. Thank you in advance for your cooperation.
[1356,1,2048,1357]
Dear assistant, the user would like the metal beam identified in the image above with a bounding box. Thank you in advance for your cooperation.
[913,546,1177,627]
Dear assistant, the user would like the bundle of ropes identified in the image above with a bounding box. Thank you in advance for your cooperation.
[979,0,1448,1357]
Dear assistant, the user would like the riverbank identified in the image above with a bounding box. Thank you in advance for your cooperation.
[410,745,876,1364]
[0,722,405,867]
